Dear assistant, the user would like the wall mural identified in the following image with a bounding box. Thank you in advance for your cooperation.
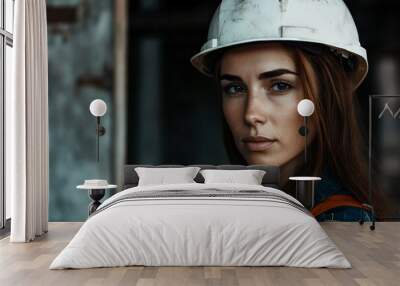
[47,0,400,221]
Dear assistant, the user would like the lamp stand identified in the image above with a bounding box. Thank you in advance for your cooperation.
[304,116,308,167]
[298,116,309,174]
[96,117,106,162]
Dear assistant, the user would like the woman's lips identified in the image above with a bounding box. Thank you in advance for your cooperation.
[242,136,277,152]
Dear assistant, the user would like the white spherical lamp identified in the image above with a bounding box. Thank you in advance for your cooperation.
[89,99,107,117]
[297,99,315,117]
[89,99,107,162]
[297,99,315,170]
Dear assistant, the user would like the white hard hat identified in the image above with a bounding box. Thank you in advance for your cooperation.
[191,0,368,90]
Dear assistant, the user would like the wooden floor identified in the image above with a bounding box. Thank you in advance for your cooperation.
[0,222,399,286]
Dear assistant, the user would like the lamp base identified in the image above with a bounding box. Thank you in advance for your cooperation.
[298,126,308,136]
[97,126,106,136]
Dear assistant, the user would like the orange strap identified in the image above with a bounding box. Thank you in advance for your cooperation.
[311,194,369,217]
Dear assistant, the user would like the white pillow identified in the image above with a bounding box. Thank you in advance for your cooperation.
[200,169,266,185]
[135,167,200,186]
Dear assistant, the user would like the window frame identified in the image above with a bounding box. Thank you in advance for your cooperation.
[0,0,14,231]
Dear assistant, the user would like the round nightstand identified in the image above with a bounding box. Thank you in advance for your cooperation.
[77,184,117,215]
[289,176,321,210]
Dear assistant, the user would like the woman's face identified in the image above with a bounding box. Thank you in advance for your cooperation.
[220,42,315,167]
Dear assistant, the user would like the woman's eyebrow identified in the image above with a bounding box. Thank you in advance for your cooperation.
[219,74,243,82]
[219,69,298,81]
[259,69,298,79]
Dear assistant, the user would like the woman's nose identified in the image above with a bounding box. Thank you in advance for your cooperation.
[244,91,267,127]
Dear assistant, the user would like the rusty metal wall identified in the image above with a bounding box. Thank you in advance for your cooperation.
[48,0,114,221]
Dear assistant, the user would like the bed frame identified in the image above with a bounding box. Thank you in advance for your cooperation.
[122,164,377,230]
[123,165,280,190]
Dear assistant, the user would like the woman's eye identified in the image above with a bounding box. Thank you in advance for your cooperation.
[222,83,247,96]
[271,81,293,93]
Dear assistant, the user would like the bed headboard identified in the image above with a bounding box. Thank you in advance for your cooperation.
[123,165,280,189]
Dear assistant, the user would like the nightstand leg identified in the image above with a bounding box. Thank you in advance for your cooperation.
[296,181,315,210]
[297,180,305,202]
[311,182,315,209]
[88,189,105,215]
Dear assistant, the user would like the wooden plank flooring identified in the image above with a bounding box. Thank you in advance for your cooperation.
[0,222,399,286]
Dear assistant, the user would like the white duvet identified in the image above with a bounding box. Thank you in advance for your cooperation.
[50,183,351,269]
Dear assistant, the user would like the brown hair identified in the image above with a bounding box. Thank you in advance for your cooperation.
[214,42,370,204]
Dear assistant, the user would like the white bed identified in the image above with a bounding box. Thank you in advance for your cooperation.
[50,182,350,269]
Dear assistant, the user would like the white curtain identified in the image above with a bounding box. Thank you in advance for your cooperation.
[7,0,49,242]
